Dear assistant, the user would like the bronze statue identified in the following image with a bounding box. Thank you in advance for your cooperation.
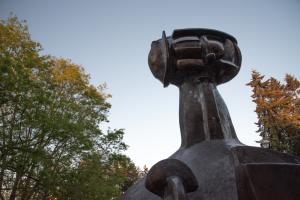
[120,29,300,200]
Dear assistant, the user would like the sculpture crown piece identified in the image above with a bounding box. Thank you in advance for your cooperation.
[148,28,242,87]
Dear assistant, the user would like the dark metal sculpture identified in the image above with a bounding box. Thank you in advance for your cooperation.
[145,159,198,200]
[120,29,300,200]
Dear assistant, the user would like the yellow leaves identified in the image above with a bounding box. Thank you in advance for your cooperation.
[285,74,300,91]
[97,83,112,99]
[246,70,264,87]
[51,58,87,85]
[248,70,300,154]
[50,58,111,106]
[0,16,40,57]
[84,85,103,100]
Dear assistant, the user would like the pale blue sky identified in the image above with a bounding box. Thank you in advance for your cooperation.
[1,0,300,167]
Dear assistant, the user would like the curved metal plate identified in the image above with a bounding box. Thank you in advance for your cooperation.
[161,31,171,87]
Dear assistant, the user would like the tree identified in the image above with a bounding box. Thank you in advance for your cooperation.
[0,16,140,200]
[247,70,300,156]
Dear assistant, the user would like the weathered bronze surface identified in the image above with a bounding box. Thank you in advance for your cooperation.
[120,28,300,200]
[145,159,198,200]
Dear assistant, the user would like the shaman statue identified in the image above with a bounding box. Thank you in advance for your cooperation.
[120,29,300,200]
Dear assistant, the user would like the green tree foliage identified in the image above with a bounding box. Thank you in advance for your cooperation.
[0,16,141,200]
[247,70,300,156]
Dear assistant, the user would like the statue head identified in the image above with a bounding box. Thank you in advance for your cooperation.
[148,28,242,87]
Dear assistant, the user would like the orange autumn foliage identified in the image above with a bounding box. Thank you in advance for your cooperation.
[247,70,300,155]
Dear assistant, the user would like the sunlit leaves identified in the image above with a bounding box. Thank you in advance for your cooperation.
[247,70,300,155]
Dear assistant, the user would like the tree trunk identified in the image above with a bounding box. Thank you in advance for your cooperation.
[9,172,21,200]
[20,168,35,200]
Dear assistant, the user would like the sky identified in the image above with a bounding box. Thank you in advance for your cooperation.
[1,0,300,168]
